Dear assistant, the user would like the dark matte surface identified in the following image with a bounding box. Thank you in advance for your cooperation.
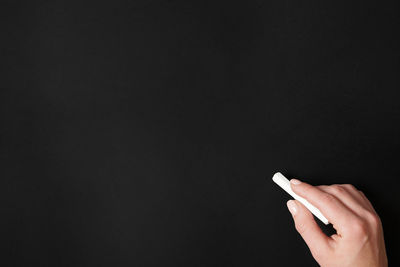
[1,1,399,266]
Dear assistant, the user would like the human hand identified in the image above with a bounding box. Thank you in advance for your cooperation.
[286,179,388,267]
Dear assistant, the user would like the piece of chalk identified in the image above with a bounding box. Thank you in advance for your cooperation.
[272,172,329,225]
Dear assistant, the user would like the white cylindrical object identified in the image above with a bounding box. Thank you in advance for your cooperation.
[272,172,329,225]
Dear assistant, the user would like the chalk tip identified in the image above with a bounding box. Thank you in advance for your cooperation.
[272,171,283,181]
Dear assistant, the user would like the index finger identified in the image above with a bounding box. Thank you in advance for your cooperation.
[290,179,358,230]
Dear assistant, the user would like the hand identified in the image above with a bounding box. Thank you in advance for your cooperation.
[286,179,388,267]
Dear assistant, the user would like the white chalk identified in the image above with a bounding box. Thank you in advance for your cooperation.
[272,172,329,225]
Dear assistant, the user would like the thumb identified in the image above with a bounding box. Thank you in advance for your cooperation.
[287,200,332,258]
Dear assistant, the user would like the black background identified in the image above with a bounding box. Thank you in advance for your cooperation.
[1,0,400,266]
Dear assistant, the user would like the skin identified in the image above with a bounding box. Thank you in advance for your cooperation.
[286,179,388,267]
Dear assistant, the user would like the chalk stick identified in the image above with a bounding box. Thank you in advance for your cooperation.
[272,172,329,225]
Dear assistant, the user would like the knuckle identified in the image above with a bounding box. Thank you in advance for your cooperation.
[365,211,381,227]
[349,219,369,238]
[320,193,337,205]
[342,184,357,191]
[330,185,345,194]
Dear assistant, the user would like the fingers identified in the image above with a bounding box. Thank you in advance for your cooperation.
[290,179,357,229]
[317,185,376,215]
[317,185,369,215]
[287,200,332,259]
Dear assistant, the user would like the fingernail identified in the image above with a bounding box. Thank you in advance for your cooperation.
[290,179,301,185]
[287,200,298,216]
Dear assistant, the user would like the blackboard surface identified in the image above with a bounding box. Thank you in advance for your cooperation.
[2,0,399,266]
